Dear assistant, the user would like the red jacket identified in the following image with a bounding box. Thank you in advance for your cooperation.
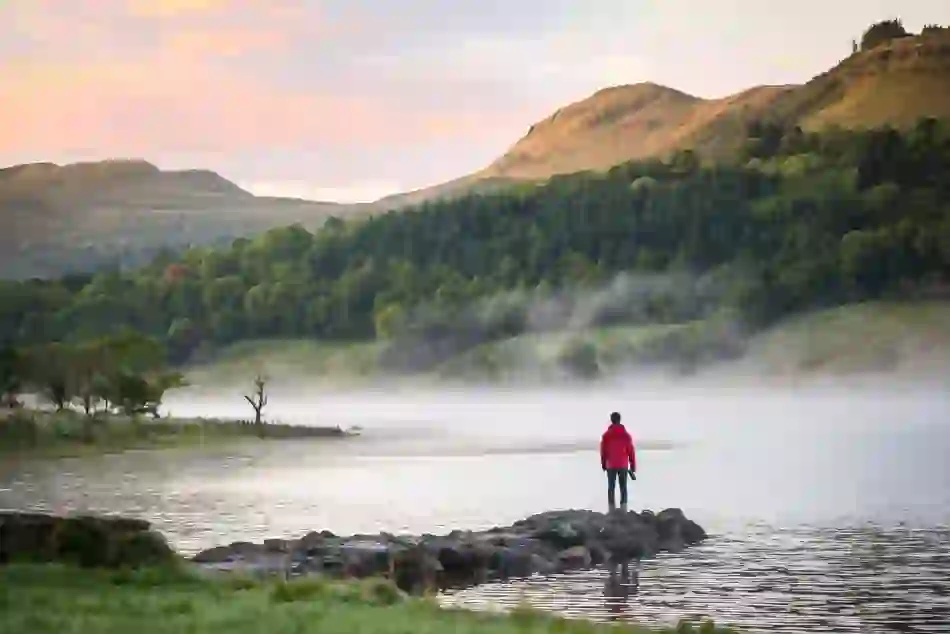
[600,423,636,471]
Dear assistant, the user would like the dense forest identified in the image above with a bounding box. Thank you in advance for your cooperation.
[2,118,949,385]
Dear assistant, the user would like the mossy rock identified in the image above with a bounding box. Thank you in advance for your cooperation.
[0,512,173,568]
[112,530,175,568]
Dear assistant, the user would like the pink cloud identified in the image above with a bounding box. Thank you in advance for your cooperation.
[161,25,287,58]
[0,0,503,160]
[124,0,235,18]
[2,56,386,155]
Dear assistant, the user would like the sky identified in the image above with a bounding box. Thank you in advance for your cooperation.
[2,0,949,202]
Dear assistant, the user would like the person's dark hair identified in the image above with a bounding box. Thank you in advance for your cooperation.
[610,412,621,424]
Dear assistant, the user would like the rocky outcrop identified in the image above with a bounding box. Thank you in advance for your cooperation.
[0,511,174,568]
[192,507,707,592]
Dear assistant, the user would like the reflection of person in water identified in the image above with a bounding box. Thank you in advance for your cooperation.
[603,558,640,619]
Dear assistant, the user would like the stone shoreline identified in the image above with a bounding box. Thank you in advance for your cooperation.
[192,507,707,592]
[0,507,707,595]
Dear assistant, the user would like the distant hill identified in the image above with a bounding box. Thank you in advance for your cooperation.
[1,159,364,279]
[384,27,950,204]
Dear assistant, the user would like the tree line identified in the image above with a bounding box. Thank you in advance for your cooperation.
[1,118,948,373]
[857,18,948,52]
[1,331,185,421]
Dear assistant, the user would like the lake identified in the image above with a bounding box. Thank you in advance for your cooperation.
[2,379,949,633]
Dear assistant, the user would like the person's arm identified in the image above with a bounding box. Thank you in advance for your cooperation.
[627,434,636,473]
[600,434,607,471]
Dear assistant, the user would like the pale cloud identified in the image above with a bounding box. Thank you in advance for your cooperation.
[245,180,405,203]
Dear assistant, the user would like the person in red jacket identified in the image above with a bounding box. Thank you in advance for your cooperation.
[600,411,636,512]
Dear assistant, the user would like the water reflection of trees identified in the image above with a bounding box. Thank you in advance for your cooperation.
[603,558,641,620]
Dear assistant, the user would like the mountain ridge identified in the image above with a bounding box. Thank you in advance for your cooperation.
[0,159,362,279]
[398,27,950,200]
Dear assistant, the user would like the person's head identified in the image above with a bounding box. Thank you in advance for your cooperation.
[610,411,621,425]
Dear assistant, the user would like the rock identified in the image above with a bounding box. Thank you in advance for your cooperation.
[598,513,659,560]
[228,541,264,558]
[192,541,262,564]
[106,517,152,533]
[264,538,291,553]
[0,511,172,568]
[192,545,235,564]
[431,540,494,578]
[531,554,558,576]
[587,541,608,566]
[656,508,686,523]
[393,545,442,592]
[557,545,592,570]
[533,520,586,549]
[297,531,325,554]
[113,530,174,567]
[653,507,708,551]
[682,519,707,544]
[490,546,536,578]
[187,506,706,593]
[340,540,393,578]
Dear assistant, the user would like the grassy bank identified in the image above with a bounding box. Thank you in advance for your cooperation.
[0,409,347,459]
[185,320,726,385]
[0,563,733,634]
[742,300,950,376]
[184,300,950,385]
[185,339,383,386]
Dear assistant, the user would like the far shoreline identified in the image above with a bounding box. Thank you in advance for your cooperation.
[0,407,354,460]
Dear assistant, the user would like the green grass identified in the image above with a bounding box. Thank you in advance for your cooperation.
[183,300,950,386]
[186,322,715,385]
[0,563,735,634]
[744,300,950,375]
[186,338,384,385]
[0,409,346,459]
[433,322,708,381]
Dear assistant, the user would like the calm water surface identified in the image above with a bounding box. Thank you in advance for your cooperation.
[2,382,949,633]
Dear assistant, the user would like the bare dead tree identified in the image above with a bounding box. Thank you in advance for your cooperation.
[243,374,268,437]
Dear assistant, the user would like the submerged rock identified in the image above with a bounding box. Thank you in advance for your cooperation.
[191,507,707,592]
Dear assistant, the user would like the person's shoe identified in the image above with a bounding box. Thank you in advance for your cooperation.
[620,502,627,513]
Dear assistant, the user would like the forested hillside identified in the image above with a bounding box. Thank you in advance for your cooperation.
[2,119,949,386]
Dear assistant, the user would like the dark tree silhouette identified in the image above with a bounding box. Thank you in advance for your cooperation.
[243,375,268,437]
[860,19,909,51]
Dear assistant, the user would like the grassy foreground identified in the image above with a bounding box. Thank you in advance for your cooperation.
[0,564,732,634]
[0,409,346,459]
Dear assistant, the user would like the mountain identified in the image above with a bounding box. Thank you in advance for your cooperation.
[387,27,950,204]
[7,26,950,278]
[1,159,364,279]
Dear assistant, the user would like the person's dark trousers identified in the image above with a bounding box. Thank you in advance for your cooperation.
[606,468,628,510]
